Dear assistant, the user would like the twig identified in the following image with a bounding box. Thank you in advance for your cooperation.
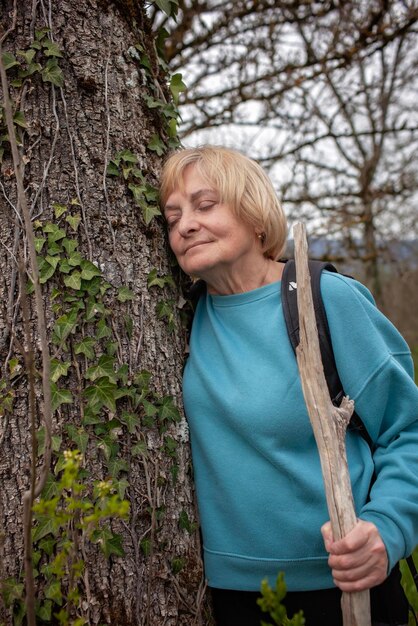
[0,43,52,626]
[0,0,18,45]
[293,222,371,626]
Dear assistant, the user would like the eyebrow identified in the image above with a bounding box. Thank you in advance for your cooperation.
[164,188,217,213]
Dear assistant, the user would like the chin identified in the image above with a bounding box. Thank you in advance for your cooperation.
[181,260,215,279]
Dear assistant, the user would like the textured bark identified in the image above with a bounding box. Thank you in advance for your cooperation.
[0,1,208,624]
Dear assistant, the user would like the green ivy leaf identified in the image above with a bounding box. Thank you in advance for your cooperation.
[158,396,181,423]
[40,472,61,500]
[58,258,72,274]
[82,410,102,426]
[171,557,185,575]
[66,424,89,453]
[17,48,36,64]
[107,458,129,478]
[140,537,151,556]
[35,27,50,42]
[114,365,127,386]
[118,148,138,163]
[32,516,59,543]
[45,580,63,605]
[9,357,21,379]
[164,435,177,457]
[167,117,178,138]
[170,73,187,105]
[65,213,81,232]
[170,464,179,483]
[153,0,177,17]
[106,161,120,176]
[147,268,165,288]
[132,440,148,457]
[120,411,139,433]
[93,529,125,558]
[147,268,175,289]
[67,251,83,267]
[117,286,134,302]
[114,478,129,500]
[53,202,67,218]
[95,318,112,339]
[42,38,63,58]
[38,536,57,557]
[144,95,165,109]
[34,237,46,253]
[156,299,175,328]
[2,52,19,70]
[80,259,101,280]
[52,309,78,344]
[63,271,82,291]
[36,599,52,621]
[44,222,66,242]
[51,383,73,412]
[50,358,71,383]
[41,58,64,87]
[2,577,25,606]
[38,257,57,283]
[147,133,166,156]
[62,237,78,254]
[45,255,60,270]
[178,509,197,533]
[85,298,104,321]
[85,355,117,384]
[124,314,133,339]
[13,111,27,128]
[18,61,42,78]
[74,337,96,360]
[46,242,63,256]
[128,182,146,204]
[134,370,152,390]
[83,377,118,412]
[142,203,161,225]
[142,399,157,417]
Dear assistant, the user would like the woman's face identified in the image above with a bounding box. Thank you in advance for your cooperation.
[163,165,260,281]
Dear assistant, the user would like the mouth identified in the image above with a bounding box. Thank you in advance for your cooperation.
[184,241,210,254]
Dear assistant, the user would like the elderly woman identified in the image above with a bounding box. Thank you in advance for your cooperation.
[159,146,418,626]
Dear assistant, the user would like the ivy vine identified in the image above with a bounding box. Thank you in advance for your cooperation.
[0,0,196,623]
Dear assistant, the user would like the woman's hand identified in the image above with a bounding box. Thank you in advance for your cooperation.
[321,519,388,591]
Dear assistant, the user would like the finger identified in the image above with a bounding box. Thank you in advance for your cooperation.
[333,566,387,592]
[332,560,374,584]
[326,520,371,555]
[321,521,333,551]
[328,547,370,571]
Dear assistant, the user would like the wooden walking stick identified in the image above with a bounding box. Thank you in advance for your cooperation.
[293,223,371,626]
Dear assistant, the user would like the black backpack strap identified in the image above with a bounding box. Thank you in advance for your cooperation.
[186,279,206,312]
[281,259,372,448]
[183,279,206,348]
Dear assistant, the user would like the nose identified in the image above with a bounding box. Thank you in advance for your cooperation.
[177,211,200,237]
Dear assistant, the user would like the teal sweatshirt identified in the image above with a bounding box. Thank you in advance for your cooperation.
[183,271,418,591]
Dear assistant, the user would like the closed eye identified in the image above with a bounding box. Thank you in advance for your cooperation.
[166,216,179,230]
[197,201,216,211]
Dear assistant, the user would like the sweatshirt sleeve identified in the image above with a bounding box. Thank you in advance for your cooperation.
[320,272,418,570]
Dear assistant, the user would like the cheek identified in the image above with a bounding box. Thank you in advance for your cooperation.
[168,231,179,252]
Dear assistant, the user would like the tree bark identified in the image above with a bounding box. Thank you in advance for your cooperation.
[293,223,371,626]
[0,1,207,624]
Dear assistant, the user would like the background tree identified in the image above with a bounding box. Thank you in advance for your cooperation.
[152,0,418,342]
[0,1,207,624]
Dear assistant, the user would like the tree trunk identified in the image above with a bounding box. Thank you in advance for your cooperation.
[0,1,207,624]
[363,203,382,302]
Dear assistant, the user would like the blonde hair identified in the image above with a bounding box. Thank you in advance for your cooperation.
[160,145,287,260]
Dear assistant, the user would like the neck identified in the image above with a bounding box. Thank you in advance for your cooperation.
[205,259,284,295]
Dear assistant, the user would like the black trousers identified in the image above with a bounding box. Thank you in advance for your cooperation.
[211,565,409,626]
